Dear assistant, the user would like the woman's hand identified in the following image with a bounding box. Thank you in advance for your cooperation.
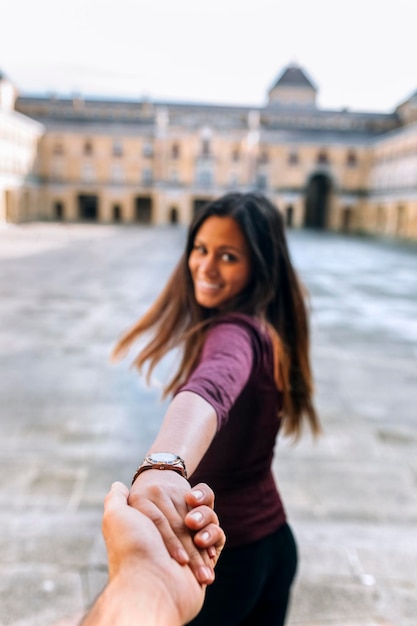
[128,472,222,585]
[184,483,224,566]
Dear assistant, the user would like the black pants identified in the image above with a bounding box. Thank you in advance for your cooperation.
[187,523,298,626]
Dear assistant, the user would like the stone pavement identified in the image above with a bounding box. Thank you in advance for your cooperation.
[0,223,416,626]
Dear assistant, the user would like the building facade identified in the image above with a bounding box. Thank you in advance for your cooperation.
[0,72,43,223]
[2,64,417,240]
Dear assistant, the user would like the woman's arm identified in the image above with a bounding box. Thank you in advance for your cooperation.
[128,391,218,584]
[128,321,255,583]
[145,391,217,475]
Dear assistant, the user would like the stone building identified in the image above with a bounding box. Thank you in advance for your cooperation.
[0,71,43,223]
[1,64,417,240]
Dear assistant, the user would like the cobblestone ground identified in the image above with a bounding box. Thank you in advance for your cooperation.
[0,223,416,626]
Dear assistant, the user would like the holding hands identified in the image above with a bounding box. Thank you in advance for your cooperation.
[129,467,221,585]
[82,480,224,626]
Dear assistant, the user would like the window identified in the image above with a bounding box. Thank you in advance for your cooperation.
[346,150,358,167]
[232,147,240,162]
[258,150,269,165]
[288,151,299,165]
[201,139,210,157]
[229,172,238,187]
[143,143,153,157]
[81,163,95,182]
[196,168,213,187]
[84,140,93,156]
[142,168,152,185]
[256,174,268,190]
[317,150,328,164]
[396,205,407,235]
[52,159,65,180]
[171,143,180,159]
[113,139,123,157]
[376,206,386,232]
[111,164,124,183]
[170,170,179,184]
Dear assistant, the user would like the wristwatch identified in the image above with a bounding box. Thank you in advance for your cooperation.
[131,452,188,484]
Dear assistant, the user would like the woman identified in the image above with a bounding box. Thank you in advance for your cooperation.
[112,193,321,625]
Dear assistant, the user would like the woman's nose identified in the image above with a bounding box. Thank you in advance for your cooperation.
[201,255,218,276]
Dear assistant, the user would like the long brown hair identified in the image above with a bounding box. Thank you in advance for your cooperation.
[112,193,321,438]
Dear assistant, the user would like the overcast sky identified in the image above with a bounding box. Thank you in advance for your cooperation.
[1,0,416,113]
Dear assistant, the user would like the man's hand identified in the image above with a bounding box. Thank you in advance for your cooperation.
[83,481,225,626]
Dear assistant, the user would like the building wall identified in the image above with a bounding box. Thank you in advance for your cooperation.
[0,93,43,223]
[3,66,417,240]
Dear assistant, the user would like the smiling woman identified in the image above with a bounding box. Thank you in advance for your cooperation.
[111,192,321,626]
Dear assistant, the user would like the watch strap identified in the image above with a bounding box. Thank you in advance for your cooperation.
[131,455,188,485]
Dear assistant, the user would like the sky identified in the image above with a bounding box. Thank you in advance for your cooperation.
[1,0,417,113]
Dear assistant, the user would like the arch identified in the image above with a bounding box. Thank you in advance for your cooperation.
[54,201,64,220]
[78,194,98,220]
[113,204,122,221]
[341,206,354,232]
[376,205,386,234]
[285,205,294,227]
[134,196,152,223]
[304,173,331,229]
[396,204,407,236]
[169,207,179,224]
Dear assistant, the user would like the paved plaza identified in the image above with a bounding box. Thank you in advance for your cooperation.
[0,223,416,626]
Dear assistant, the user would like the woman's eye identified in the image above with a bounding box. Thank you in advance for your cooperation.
[221,252,237,262]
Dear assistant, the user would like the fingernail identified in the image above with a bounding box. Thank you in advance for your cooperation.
[198,566,214,583]
[190,489,204,501]
[200,531,210,542]
[175,548,189,563]
[208,546,216,559]
[189,511,203,522]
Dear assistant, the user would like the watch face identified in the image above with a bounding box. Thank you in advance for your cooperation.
[147,452,179,464]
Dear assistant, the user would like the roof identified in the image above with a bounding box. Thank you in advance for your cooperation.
[272,64,317,91]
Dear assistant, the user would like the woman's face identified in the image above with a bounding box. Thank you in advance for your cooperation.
[188,215,252,309]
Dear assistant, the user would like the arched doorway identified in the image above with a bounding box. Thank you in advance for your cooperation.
[304,174,331,229]
[113,204,122,222]
[54,201,64,220]
[341,207,354,233]
[78,194,98,220]
[134,196,152,223]
[169,207,179,224]
[285,205,294,228]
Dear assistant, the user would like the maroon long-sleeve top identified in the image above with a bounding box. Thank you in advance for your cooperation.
[177,313,287,548]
